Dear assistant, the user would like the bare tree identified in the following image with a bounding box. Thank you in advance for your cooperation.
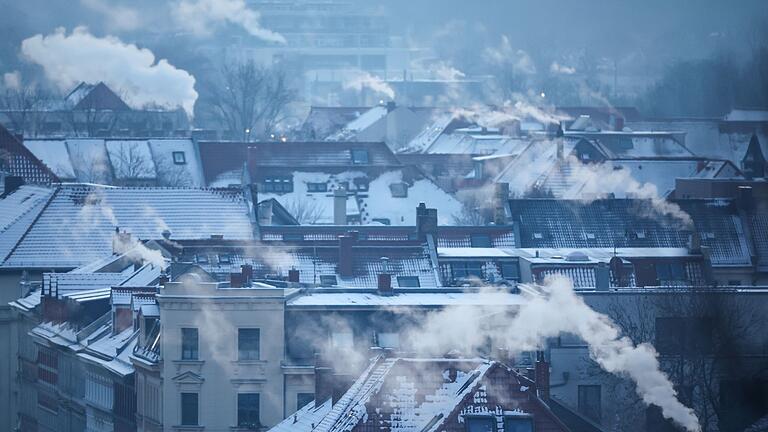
[285,198,325,224]
[112,142,155,185]
[0,86,54,137]
[604,288,767,432]
[207,59,296,140]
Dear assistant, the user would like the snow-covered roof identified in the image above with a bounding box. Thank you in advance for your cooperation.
[0,185,54,264]
[287,291,526,308]
[24,139,77,179]
[3,184,252,269]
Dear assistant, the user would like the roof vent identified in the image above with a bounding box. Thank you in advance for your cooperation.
[565,251,589,262]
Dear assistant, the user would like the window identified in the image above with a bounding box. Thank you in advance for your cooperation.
[353,177,369,191]
[180,393,198,426]
[501,262,520,280]
[656,263,685,281]
[351,149,369,164]
[377,332,399,348]
[297,393,314,410]
[397,276,420,287]
[331,331,354,350]
[470,234,492,248]
[578,385,602,422]
[181,328,199,360]
[172,151,186,165]
[218,253,231,264]
[319,275,337,286]
[452,262,483,279]
[389,182,408,198]
[262,176,293,193]
[238,329,260,360]
[237,393,260,428]
[307,182,328,193]
[465,416,495,432]
[195,254,208,264]
[504,416,534,432]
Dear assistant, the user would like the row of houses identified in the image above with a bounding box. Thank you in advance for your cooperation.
[2,174,768,431]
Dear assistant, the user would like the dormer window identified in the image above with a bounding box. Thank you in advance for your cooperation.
[173,151,186,164]
[319,275,337,286]
[218,254,231,264]
[195,254,208,264]
[390,183,408,198]
[307,182,328,193]
[351,149,369,165]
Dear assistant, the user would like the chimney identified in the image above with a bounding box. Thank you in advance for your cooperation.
[556,139,564,160]
[613,115,625,131]
[688,232,702,254]
[1,175,24,197]
[158,271,169,287]
[494,183,510,225]
[386,101,396,112]
[700,246,715,286]
[314,354,334,404]
[338,232,356,277]
[378,257,393,295]
[112,228,133,255]
[595,261,610,291]
[230,272,244,288]
[535,351,550,401]
[288,267,300,283]
[333,188,347,225]
[113,304,133,334]
[737,186,754,213]
[241,264,253,285]
[416,203,438,241]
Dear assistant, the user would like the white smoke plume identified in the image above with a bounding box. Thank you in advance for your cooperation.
[405,276,701,432]
[21,27,198,115]
[174,0,286,44]
[81,0,141,32]
[550,61,576,75]
[565,156,694,228]
[112,232,167,268]
[483,35,537,75]
[2,71,21,90]
[452,99,568,128]
[343,70,395,100]
[433,62,466,81]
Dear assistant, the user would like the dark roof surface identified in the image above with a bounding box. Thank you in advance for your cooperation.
[248,141,401,169]
[509,198,752,267]
[0,125,59,184]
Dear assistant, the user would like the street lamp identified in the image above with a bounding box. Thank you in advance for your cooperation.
[245,128,251,142]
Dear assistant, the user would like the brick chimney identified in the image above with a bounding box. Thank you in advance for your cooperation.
[378,257,393,295]
[314,354,334,404]
[288,268,300,283]
[535,351,550,401]
[494,183,510,225]
[241,264,253,285]
[338,232,357,277]
[230,272,244,288]
[416,203,438,241]
[333,188,347,225]
[595,261,610,291]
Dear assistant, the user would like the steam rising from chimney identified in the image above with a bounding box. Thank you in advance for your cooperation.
[21,27,198,116]
[343,70,395,99]
[405,276,701,431]
[173,0,286,43]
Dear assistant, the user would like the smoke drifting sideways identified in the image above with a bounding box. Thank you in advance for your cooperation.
[343,70,396,100]
[403,276,701,432]
[20,27,198,116]
[173,0,286,44]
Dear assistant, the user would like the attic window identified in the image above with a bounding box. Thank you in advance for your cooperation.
[636,230,646,239]
[470,234,492,248]
[319,275,337,286]
[390,183,408,198]
[307,182,327,193]
[263,176,293,193]
[218,254,231,264]
[351,149,369,165]
[397,276,420,287]
[700,232,715,239]
[173,151,186,165]
[584,233,596,240]
[533,233,544,239]
[503,415,534,432]
[195,254,209,264]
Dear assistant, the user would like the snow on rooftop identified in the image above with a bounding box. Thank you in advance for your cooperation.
[3,185,252,268]
[344,105,388,133]
[287,291,526,308]
[0,185,54,264]
[105,140,157,180]
[24,140,77,179]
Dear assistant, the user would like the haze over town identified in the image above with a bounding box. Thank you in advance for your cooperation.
[0,1,767,432]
